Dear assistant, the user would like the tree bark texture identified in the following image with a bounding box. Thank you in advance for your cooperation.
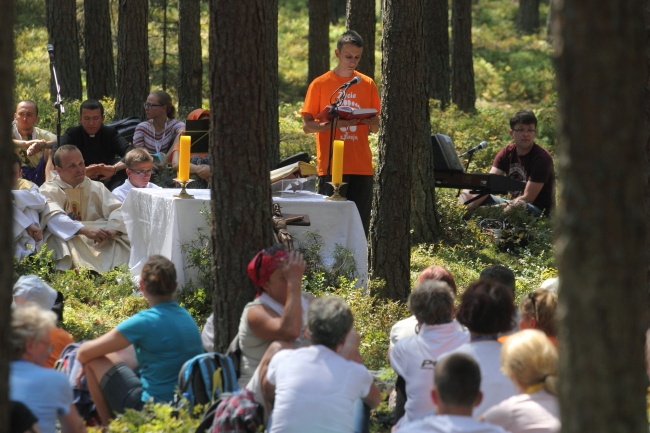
[423,0,450,108]
[46,0,82,100]
[516,0,540,35]
[209,0,276,352]
[451,0,475,112]
[265,0,280,168]
[553,0,648,431]
[308,0,330,84]
[645,0,650,304]
[330,0,347,24]
[116,0,149,120]
[346,0,376,80]
[178,0,203,114]
[370,0,428,301]
[0,2,15,430]
[84,0,116,100]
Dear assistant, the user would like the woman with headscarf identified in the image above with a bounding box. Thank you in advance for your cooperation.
[237,245,314,388]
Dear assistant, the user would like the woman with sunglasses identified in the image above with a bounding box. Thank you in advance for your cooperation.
[517,288,559,347]
[132,90,185,166]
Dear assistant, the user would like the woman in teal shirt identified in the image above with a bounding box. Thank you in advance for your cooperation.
[78,255,203,426]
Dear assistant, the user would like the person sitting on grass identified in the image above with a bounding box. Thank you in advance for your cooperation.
[262,296,381,433]
[439,279,518,417]
[13,274,73,369]
[111,148,162,202]
[480,329,560,432]
[397,353,507,433]
[389,280,469,426]
[77,255,203,426]
[10,304,86,433]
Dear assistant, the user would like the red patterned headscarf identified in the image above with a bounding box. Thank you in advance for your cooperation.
[247,245,289,291]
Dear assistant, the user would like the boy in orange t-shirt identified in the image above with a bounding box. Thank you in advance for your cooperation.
[301,30,380,236]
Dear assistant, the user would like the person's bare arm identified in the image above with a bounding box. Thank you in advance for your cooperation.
[512,180,544,205]
[247,252,305,342]
[77,328,131,364]
[59,404,87,433]
[362,382,382,410]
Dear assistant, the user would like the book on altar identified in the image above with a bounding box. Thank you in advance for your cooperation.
[316,106,378,122]
[270,161,318,183]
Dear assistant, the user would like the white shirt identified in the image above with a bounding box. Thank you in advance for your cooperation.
[441,341,518,417]
[390,315,418,349]
[112,179,161,202]
[398,414,508,433]
[482,390,560,433]
[267,345,374,433]
[389,320,469,424]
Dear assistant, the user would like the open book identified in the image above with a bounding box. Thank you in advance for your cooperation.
[270,161,318,183]
[316,106,378,122]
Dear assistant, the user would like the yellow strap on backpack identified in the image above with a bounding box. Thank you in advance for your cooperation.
[212,367,223,400]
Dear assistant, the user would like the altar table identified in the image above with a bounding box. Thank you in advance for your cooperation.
[121,188,368,287]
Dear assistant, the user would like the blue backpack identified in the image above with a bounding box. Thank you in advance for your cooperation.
[176,352,239,410]
[55,341,96,420]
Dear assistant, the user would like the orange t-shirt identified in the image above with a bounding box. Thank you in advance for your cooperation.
[301,70,380,176]
[45,327,74,368]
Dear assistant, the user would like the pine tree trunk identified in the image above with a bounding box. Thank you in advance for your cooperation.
[451,0,475,112]
[84,0,116,100]
[347,0,376,80]
[266,0,280,168]
[115,0,149,120]
[516,0,540,35]
[46,0,82,100]
[0,2,16,430]
[423,0,450,108]
[553,0,648,431]
[209,0,276,352]
[330,0,346,24]
[178,0,203,114]
[370,0,428,301]
[308,0,330,84]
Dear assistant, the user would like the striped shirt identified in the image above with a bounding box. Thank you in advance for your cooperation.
[132,118,185,154]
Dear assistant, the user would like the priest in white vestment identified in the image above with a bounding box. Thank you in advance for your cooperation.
[13,160,46,260]
[39,145,130,272]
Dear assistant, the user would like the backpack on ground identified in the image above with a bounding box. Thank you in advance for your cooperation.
[55,341,96,420]
[176,352,239,411]
[105,116,141,143]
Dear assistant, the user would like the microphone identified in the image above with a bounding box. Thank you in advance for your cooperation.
[47,44,55,63]
[460,141,488,157]
[340,76,361,89]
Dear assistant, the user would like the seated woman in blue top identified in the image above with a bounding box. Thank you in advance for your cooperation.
[78,255,203,425]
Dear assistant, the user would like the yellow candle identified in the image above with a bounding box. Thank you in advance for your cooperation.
[331,140,344,184]
[178,135,191,181]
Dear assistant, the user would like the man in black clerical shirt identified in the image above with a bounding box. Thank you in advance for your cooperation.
[47,99,133,190]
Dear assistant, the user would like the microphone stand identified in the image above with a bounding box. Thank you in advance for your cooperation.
[458,148,487,204]
[49,58,65,149]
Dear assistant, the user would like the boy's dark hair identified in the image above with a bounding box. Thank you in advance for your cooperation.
[435,353,481,406]
[479,264,515,294]
[80,99,104,116]
[337,30,364,50]
[509,109,537,129]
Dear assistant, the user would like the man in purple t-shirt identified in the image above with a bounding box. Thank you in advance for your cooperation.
[461,110,555,216]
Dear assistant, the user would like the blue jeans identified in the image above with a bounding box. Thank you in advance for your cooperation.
[353,399,370,433]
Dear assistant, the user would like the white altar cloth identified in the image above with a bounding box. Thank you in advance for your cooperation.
[121,188,368,287]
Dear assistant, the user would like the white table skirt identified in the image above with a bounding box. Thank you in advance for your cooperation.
[121,188,368,287]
